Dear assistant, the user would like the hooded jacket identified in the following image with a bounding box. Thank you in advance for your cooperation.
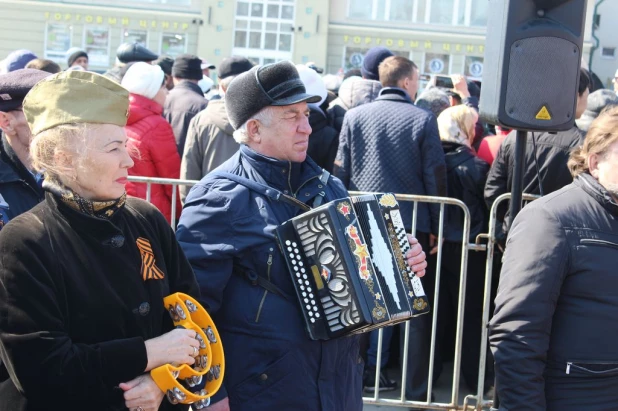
[180,99,239,202]
[176,145,363,411]
[327,78,382,133]
[125,93,182,223]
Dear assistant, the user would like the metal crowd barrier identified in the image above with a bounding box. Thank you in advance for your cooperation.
[126,175,538,411]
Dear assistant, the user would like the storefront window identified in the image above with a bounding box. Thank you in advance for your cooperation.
[233,0,296,63]
[83,26,110,67]
[464,55,484,79]
[160,33,187,57]
[45,23,72,62]
[343,46,409,72]
[347,0,486,26]
[423,52,450,75]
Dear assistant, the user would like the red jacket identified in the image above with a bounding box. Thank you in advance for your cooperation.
[125,93,181,223]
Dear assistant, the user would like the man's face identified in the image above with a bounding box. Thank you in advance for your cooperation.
[73,57,88,70]
[575,87,589,120]
[250,102,312,163]
[406,68,420,100]
[0,109,31,146]
[594,141,618,200]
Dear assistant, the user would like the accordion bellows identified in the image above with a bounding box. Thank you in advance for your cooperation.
[276,193,430,340]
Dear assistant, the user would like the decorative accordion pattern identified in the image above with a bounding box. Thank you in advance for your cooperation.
[276,193,430,340]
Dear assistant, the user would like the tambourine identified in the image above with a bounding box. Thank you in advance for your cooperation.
[151,293,225,409]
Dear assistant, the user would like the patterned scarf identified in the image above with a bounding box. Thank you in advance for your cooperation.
[43,178,126,220]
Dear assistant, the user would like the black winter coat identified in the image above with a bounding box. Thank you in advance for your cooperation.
[0,194,199,411]
[490,173,618,410]
[442,142,489,243]
[307,106,339,173]
[0,134,44,229]
[484,127,584,241]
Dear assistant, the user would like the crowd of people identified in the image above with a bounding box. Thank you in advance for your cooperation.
[0,40,618,411]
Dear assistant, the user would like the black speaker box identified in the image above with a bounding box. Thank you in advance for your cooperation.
[479,0,588,132]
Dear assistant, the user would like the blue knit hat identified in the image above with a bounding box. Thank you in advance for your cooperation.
[361,47,394,81]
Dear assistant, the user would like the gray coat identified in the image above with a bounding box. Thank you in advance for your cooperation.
[164,81,208,156]
[180,99,239,202]
[490,173,618,410]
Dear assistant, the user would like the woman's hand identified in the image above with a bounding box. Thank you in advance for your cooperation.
[144,328,200,371]
[120,374,165,411]
[406,234,427,277]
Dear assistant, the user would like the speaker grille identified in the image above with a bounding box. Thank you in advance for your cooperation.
[505,36,580,128]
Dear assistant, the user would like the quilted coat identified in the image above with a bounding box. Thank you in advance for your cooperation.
[335,87,447,234]
[125,93,182,223]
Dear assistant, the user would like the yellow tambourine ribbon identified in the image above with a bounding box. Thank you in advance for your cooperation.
[151,293,225,409]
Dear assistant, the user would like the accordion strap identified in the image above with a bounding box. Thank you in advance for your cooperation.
[209,171,311,212]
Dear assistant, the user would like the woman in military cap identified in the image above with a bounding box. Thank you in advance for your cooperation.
[0,71,202,411]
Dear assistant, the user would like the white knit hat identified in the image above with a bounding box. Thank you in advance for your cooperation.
[121,62,164,100]
[296,64,327,106]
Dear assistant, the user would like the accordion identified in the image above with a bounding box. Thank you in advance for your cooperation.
[275,193,430,341]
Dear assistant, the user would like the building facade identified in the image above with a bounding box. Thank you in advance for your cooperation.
[589,0,618,88]
[0,0,601,87]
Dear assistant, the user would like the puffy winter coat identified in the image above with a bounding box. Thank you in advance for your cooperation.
[490,173,618,410]
[180,99,239,202]
[125,93,182,223]
[164,81,208,156]
[176,145,363,411]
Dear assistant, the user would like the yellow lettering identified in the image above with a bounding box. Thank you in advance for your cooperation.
[121,17,130,25]
[64,13,71,21]
[385,38,394,47]
[85,15,94,23]
[398,39,405,48]
[75,14,81,21]
[139,19,148,28]
[479,45,485,53]
[443,43,450,51]
[455,44,462,52]
[353,36,361,44]
[343,35,349,43]
[181,22,189,30]
[375,38,382,45]
[365,36,372,45]
[96,16,103,24]
[410,41,419,48]
[151,20,157,28]
[466,44,475,52]
[162,21,170,29]
[173,22,179,29]
[44,12,50,19]
[54,13,62,21]
[424,41,432,49]
[108,17,117,25]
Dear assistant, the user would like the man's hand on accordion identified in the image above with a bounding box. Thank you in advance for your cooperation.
[406,234,427,278]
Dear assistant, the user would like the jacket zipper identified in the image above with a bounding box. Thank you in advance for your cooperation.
[580,238,618,250]
[255,251,273,323]
[566,361,618,375]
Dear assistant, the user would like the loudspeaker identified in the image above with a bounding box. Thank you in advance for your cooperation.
[479,0,588,132]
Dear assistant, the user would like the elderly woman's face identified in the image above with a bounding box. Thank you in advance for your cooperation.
[71,124,134,200]
[592,141,618,200]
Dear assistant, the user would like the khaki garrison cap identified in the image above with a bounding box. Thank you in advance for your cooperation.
[23,70,129,136]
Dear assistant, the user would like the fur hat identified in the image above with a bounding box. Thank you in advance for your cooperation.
[4,49,37,72]
[225,61,321,130]
[121,62,164,100]
[361,47,394,81]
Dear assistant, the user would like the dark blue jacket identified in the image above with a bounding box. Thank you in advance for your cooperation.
[334,87,447,233]
[0,134,44,229]
[176,145,363,411]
